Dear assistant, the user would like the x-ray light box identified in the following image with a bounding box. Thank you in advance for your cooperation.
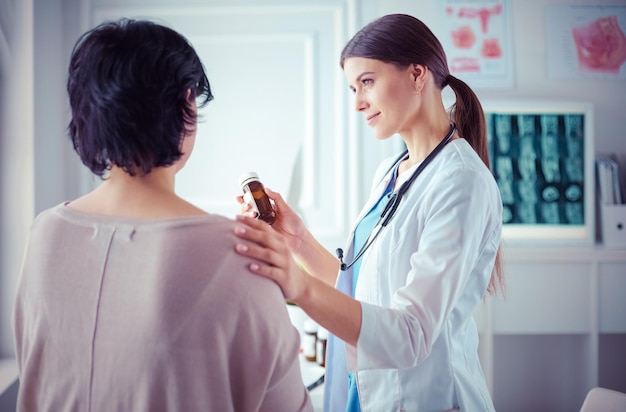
[483,100,595,244]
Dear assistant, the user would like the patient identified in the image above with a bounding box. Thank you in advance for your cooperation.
[12,18,312,412]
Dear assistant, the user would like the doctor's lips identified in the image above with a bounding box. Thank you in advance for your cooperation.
[366,113,380,123]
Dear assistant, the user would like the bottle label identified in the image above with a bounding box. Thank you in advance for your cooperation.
[243,191,260,216]
[316,340,325,364]
[303,334,316,358]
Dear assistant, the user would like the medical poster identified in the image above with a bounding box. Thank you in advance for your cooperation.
[439,0,514,89]
[547,5,626,79]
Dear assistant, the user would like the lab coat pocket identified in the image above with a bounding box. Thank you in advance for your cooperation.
[356,368,401,412]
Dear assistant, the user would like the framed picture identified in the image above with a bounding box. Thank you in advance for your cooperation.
[483,100,595,244]
[438,0,515,89]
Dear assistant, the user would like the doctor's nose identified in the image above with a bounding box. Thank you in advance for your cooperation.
[354,92,369,112]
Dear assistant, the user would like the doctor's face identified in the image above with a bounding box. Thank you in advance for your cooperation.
[343,57,418,139]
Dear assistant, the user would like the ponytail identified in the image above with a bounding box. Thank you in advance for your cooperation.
[446,75,489,164]
[446,74,504,296]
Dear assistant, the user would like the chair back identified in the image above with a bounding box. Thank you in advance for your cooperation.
[580,387,626,412]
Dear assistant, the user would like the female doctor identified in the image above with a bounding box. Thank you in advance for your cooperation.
[234,13,504,412]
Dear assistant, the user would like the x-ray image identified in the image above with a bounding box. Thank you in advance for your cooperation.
[518,202,537,224]
[565,114,584,157]
[517,115,536,137]
[495,156,514,181]
[565,202,584,224]
[565,157,584,181]
[518,136,538,180]
[541,133,559,157]
[541,115,559,137]
[542,155,561,183]
[495,115,512,154]
[498,179,515,204]
[541,202,560,224]
[518,180,538,203]
[486,112,586,225]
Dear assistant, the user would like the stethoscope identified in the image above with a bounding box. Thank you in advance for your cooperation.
[336,122,457,271]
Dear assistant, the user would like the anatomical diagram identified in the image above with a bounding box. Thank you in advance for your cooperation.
[572,15,626,73]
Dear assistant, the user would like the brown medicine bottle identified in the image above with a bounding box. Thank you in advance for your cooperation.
[303,319,318,362]
[316,327,328,367]
[239,172,276,225]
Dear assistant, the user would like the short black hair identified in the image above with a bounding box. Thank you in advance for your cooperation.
[67,18,213,177]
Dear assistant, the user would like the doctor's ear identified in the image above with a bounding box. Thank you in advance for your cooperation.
[410,64,427,82]
[410,64,427,94]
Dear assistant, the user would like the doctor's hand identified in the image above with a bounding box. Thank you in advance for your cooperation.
[233,214,309,302]
[236,188,306,255]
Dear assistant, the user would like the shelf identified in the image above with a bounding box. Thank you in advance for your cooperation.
[501,244,626,262]
[478,251,626,411]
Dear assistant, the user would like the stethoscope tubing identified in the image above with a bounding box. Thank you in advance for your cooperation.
[337,122,457,271]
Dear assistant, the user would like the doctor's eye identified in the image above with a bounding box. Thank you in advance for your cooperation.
[361,78,373,87]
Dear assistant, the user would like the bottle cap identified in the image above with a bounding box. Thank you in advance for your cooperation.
[303,319,318,333]
[239,171,260,187]
[317,327,329,339]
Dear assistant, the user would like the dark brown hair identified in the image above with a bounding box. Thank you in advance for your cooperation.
[341,13,503,294]
[67,19,213,178]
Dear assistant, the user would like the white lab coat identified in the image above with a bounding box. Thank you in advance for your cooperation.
[337,138,501,411]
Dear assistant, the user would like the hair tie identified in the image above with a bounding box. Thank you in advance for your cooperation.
[443,75,451,87]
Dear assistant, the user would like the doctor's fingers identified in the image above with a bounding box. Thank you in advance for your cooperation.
[247,256,303,301]
[234,236,298,298]
[235,240,303,301]
[264,188,291,214]
[233,215,290,260]
[235,240,285,271]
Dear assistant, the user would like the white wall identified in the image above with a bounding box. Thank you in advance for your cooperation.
[33,0,90,215]
[0,0,34,359]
